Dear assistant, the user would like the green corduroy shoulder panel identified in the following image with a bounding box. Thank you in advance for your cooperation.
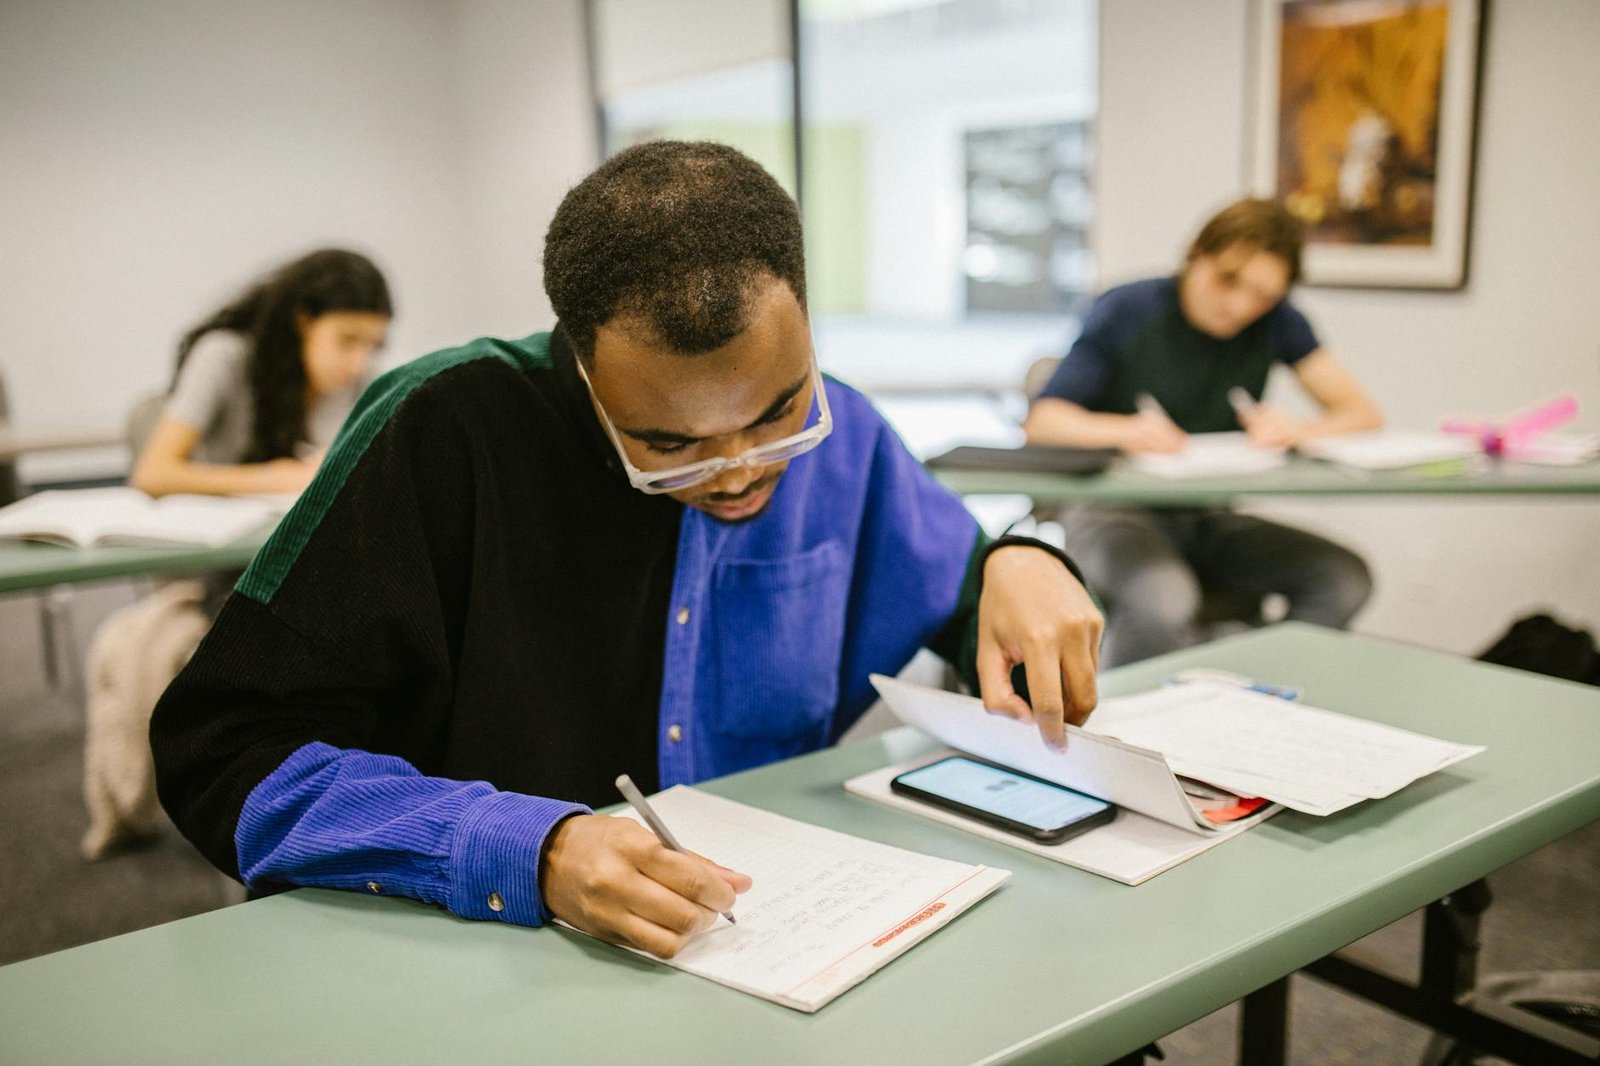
[236,332,553,605]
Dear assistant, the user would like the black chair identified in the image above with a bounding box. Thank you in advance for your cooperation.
[0,371,20,506]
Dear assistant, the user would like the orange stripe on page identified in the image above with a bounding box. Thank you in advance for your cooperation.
[777,867,990,998]
[872,902,946,948]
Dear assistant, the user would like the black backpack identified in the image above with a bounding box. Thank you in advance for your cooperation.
[1476,612,1600,686]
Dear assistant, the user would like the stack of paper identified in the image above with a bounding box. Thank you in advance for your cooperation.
[846,758,1243,885]
[855,676,1281,885]
[853,675,1485,884]
[1130,432,1287,478]
[1082,682,1484,816]
[574,787,1009,1012]
[1297,430,1480,471]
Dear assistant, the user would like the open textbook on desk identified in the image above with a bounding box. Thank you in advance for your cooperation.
[560,787,1009,1012]
[0,487,286,548]
[849,676,1483,885]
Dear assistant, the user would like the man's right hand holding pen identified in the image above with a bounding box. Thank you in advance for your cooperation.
[540,813,752,959]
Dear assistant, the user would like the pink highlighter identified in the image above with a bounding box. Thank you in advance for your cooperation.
[1441,393,1579,457]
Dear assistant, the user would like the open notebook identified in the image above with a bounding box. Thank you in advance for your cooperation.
[564,787,1009,1012]
[0,487,284,548]
[853,675,1483,885]
[1129,432,1287,479]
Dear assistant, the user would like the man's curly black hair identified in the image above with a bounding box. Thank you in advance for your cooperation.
[542,140,808,363]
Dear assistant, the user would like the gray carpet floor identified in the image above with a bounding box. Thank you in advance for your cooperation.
[2,584,1595,1064]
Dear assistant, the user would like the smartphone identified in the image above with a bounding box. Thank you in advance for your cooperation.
[890,756,1115,844]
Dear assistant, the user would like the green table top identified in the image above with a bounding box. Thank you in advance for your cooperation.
[0,531,268,595]
[933,454,1600,505]
[3,624,1598,1066]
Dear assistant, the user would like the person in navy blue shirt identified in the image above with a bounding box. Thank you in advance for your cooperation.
[152,141,1103,961]
[1024,199,1381,666]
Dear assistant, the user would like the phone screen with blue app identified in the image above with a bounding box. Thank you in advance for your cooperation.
[890,756,1115,844]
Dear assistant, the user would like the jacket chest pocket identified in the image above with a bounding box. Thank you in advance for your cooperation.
[707,540,849,746]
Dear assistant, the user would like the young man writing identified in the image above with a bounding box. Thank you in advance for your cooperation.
[152,142,1102,960]
[1024,198,1382,666]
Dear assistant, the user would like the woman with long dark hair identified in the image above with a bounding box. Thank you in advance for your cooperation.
[131,248,392,497]
[85,251,392,857]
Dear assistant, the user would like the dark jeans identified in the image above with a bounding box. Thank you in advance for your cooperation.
[1055,505,1373,667]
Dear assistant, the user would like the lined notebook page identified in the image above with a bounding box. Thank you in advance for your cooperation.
[589,787,1009,1012]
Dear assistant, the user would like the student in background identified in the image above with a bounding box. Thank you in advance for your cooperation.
[80,250,390,858]
[130,248,392,498]
[1024,199,1381,666]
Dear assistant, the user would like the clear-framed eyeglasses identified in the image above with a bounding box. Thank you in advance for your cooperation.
[575,352,834,494]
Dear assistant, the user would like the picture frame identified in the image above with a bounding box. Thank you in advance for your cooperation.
[1250,0,1487,289]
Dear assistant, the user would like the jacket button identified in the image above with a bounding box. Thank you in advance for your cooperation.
[667,724,683,743]
[676,607,690,625]
[487,892,505,912]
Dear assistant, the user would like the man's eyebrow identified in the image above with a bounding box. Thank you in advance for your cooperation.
[620,371,811,445]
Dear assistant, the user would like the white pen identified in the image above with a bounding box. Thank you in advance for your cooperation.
[615,774,737,924]
[1227,387,1257,420]
[1135,391,1176,424]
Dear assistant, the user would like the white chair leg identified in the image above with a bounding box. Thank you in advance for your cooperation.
[39,584,84,703]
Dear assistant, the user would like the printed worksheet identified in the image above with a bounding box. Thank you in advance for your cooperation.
[1085,682,1485,815]
[574,787,1009,1012]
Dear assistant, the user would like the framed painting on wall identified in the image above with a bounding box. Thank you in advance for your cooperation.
[1251,0,1486,289]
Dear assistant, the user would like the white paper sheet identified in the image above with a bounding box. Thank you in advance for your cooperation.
[1083,682,1486,816]
[587,787,1009,1012]
[870,675,1223,834]
[1503,433,1600,465]
[1297,430,1480,471]
[845,758,1255,885]
[871,676,1485,820]
[1130,432,1287,479]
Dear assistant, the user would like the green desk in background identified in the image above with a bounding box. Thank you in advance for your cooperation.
[932,454,1600,506]
[2,624,1598,1066]
[4,458,1594,595]
[0,532,268,595]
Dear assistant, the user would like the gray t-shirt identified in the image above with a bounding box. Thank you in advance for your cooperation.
[164,330,363,463]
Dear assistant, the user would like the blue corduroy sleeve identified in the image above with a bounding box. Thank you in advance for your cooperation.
[236,741,590,926]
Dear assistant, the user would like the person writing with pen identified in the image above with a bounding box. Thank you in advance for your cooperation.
[151,142,1103,961]
[1024,198,1382,667]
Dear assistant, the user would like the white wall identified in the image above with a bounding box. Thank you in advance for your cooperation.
[0,0,592,437]
[1099,1,1600,653]
[450,0,595,338]
[592,0,788,100]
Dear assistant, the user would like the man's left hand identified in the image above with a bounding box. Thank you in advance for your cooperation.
[976,546,1104,751]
